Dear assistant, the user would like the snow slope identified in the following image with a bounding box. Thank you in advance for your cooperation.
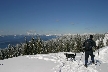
[0,47,108,72]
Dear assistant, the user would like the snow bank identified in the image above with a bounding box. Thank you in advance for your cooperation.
[1,46,108,72]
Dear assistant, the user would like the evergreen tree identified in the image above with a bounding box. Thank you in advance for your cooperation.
[106,39,108,46]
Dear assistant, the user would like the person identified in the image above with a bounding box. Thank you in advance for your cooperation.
[83,35,97,67]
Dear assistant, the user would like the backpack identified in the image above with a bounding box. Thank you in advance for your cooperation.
[85,39,93,51]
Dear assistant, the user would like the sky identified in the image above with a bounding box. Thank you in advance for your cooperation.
[0,0,108,35]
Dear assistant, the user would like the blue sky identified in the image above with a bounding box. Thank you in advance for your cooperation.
[0,0,108,35]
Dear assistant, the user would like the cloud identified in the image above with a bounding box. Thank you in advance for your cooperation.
[84,25,98,31]
[85,28,90,30]
[26,30,37,35]
[56,30,58,32]
[0,30,3,32]
[56,20,59,22]
[70,22,74,25]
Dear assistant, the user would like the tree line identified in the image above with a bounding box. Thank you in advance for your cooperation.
[0,33,108,60]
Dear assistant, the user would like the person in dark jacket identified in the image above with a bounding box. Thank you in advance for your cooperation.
[83,35,97,67]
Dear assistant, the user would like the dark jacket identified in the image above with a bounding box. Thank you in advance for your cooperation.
[83,38,96,51]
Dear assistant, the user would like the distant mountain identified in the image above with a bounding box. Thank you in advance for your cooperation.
[0,34,58,49]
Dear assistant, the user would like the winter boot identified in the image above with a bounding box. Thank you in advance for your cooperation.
[84,64,87,68]
[92,61,95,64]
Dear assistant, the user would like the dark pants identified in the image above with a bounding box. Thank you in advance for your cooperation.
[85,50,94,64]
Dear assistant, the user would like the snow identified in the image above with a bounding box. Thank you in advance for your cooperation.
[0,47,108,72]
[96,39,99,46]
[103,33,108,46]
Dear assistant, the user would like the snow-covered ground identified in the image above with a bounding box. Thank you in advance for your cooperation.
[0,46,108,72]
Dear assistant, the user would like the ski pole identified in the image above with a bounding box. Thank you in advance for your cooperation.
[98,47,99,56]
[77,52,84,69]
[96,46,101,66]
[98,47,101,66]
[78,52,84,65]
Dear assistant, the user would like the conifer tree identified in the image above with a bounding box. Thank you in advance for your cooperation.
[106,39,108,46]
